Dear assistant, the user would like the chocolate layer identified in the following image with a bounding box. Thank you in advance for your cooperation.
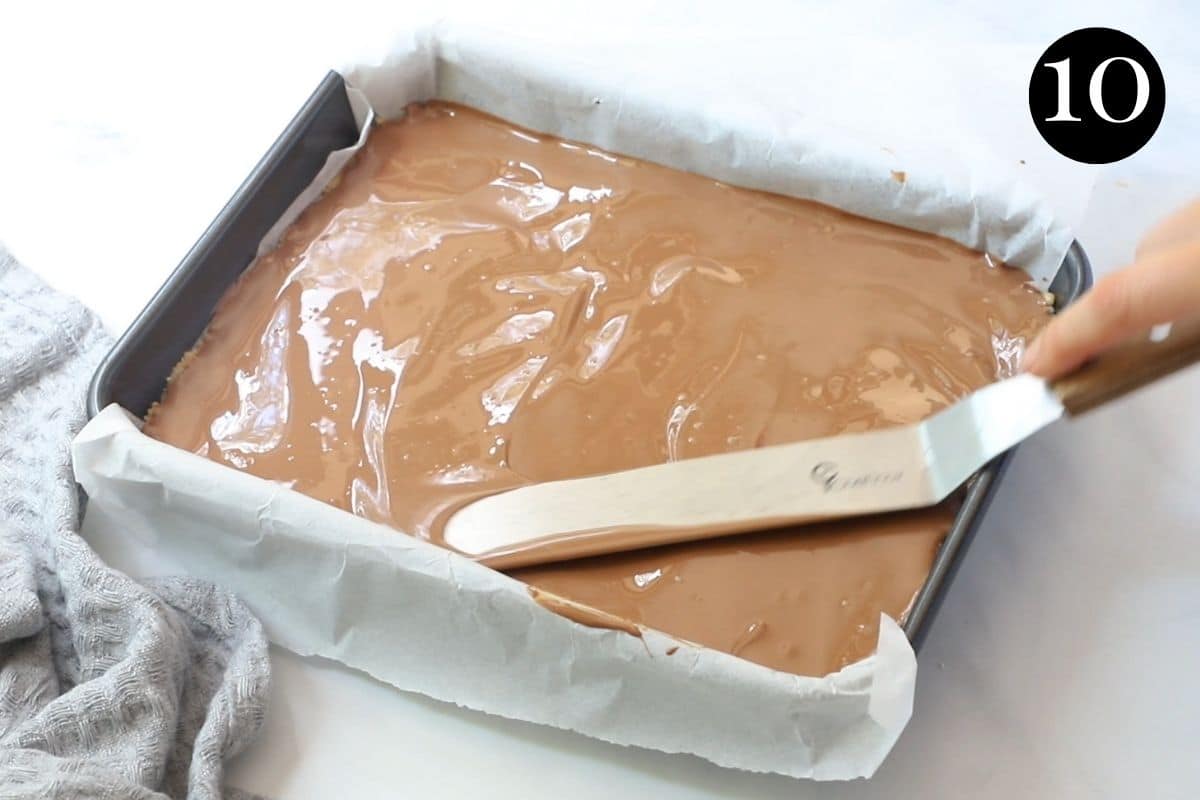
[145,101,1050,677]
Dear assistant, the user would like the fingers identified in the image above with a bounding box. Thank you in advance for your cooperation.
[1026,197,1200,379]
[1024,239,1200,379]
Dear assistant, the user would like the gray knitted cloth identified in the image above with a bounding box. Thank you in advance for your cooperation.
[0,246,270,798]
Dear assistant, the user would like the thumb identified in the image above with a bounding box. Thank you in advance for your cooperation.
[1024,239,1200,379]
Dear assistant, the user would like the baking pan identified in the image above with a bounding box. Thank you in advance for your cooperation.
[86,69,1093,655]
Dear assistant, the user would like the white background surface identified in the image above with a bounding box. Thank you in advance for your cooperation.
[3,2,1199,797]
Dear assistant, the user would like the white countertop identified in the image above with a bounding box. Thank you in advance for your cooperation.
[3,2,1198,797]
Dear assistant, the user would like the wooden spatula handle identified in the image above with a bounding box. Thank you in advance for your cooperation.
[1051,316,1200,416]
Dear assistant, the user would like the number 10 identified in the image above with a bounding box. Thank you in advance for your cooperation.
[1043,56,1151,123]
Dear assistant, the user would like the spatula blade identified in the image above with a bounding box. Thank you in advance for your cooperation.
[443,373,1063,568]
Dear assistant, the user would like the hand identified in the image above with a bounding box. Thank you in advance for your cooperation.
[1023,198,1200,379]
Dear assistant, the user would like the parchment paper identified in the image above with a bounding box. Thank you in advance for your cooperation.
[74,21,1085,779]
[75,406,915,779]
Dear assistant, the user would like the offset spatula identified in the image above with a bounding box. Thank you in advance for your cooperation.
[443,318,1200,570]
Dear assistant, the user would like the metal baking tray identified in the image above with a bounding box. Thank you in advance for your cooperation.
[86,70,1093,654]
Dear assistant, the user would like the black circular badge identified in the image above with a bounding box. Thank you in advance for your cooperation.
[1029,28,1165,164]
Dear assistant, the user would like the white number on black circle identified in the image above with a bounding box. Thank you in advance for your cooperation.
[1042,56,1152,124]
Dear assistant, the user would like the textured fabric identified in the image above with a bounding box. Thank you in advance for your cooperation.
[0,246,270,799]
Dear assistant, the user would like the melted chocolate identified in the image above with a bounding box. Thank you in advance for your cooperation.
[145,101,1050,677]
